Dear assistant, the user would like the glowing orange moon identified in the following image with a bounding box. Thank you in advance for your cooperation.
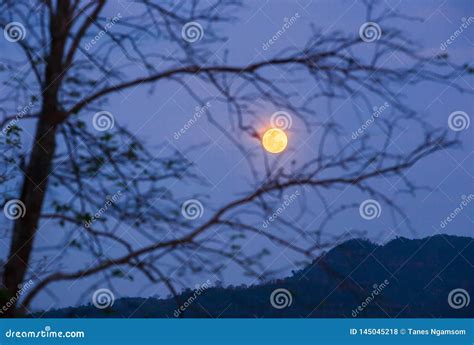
[262,128,288,153]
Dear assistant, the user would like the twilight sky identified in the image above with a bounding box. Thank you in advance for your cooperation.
[0,0,473,311]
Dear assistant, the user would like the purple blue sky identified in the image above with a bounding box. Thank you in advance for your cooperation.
[1,0,473,311]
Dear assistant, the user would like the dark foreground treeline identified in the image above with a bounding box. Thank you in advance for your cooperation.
[37,234,473,318]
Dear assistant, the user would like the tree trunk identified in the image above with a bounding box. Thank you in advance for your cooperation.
[1,1,70,318]
[2,117,58,316]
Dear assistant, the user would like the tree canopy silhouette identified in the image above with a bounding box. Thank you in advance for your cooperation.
[0,0,470,315]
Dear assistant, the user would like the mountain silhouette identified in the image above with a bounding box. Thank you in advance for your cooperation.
[36,234,473,318]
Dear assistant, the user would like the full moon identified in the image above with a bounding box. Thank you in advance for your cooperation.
[262,128,288,153]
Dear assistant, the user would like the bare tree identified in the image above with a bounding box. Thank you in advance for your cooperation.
[0,0,470,316]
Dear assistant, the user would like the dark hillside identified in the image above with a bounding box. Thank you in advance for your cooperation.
[37,235,473,318]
